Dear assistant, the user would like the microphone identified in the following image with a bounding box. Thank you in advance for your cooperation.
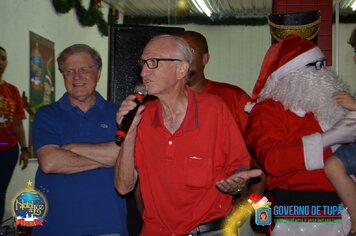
[115,84,147,143]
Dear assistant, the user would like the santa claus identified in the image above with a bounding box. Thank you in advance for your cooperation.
[245,34,356,235]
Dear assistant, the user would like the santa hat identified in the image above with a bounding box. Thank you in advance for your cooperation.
[251,34,325,102]
[248,193,270,210]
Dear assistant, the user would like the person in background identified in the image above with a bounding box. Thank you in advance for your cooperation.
[245,34,355,235]
[115,34,262,235]
[177,30,251,134]
[324,28,356,236]
[32,44,127,236]
[0,46,29,224]
[178,30,267,235]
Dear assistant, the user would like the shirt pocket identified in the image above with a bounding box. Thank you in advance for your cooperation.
[184,156,213,188]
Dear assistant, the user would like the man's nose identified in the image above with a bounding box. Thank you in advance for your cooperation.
[140,64,150,77]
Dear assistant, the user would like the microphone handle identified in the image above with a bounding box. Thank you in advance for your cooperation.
[115,94,143,143]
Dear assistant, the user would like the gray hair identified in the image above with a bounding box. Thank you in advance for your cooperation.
[150,34,193,73]
[150,34,194,80]
[57,44,102,72]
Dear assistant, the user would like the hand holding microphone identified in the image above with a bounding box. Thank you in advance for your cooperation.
[115,84,147,143]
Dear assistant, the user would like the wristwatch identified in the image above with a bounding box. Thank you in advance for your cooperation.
[21,147,29,152]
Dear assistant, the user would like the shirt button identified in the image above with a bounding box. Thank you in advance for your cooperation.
[168,140,173,145]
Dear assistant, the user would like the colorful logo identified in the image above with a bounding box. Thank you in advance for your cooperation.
[248,193,272,226]
[11,180,48,227]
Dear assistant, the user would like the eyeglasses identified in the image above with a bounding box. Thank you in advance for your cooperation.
[61,65,97,77]
[138,58,182,69]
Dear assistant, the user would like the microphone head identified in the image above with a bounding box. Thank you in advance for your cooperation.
[134,84,148,97]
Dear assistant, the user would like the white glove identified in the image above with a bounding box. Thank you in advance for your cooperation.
[321,118,356,148]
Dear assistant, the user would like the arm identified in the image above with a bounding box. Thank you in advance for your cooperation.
[62,142,120,167]
[114,95,144,195]
[215,102,260,193]
[37,144,106,174]
[32,106,116,174]
[13,120,29,169]
[22,91,36,117]
[333,91,356,111]
[247,163,266,195]
[216,169,263,194]
[246,101,310,176]
[247,100,356,175]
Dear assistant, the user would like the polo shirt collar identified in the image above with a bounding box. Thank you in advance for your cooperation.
[151,86,199,132]
[58,91,105,111]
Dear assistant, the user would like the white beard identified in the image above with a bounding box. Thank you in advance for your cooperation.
[258,66,350,131]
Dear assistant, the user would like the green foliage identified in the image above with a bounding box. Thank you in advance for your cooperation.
[51,0,116,36]
[52,0,74,13]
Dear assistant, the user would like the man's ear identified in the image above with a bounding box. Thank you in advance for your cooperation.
[177,61,190,80]
[202,53,210,66]
[96,68,102,81]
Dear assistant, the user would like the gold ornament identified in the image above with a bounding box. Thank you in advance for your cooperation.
[175,0,190,16]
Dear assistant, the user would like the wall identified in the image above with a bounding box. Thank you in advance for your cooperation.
[1,0,356,223]
[180,23,356,93]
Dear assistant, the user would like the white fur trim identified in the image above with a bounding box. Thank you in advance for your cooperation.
[290,108,306,117]
[270,47,325,82]
[302,133,324,170]
[244,102,255,113]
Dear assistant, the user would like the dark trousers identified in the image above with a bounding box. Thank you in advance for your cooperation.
[0,145,18,224]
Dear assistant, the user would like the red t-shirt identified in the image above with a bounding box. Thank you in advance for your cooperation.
[203,80,251,134]
[0,81,26,150]
[135,87,251,235]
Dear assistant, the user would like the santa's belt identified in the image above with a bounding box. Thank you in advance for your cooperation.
[274,189,341,206]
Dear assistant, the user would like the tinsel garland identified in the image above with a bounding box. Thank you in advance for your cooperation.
[51,0,116,36]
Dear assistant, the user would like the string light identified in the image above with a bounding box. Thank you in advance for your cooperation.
[191,0,212,17]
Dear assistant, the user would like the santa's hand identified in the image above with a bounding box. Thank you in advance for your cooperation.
[216,169,262,194]
[322,118,356,148]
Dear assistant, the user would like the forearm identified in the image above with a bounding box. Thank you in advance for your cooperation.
[14,121,27,148]
[37,145,105,174]
[248,171,266,195]
[115,134,137,195]
[63,142,120,167]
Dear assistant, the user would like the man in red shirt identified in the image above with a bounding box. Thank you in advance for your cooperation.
[115,34,262,235]
[177,31,250,134]
[177,30,266,235]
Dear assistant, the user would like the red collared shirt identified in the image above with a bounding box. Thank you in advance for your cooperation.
[135,86,251,235]
[203,80,251,134]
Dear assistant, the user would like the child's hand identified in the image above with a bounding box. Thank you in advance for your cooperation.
[332,91,356,111]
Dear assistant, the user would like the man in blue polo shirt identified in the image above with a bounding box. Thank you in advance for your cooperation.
[32,44,127,236]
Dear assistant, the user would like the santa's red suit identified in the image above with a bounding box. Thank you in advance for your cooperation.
[246,34,351,236]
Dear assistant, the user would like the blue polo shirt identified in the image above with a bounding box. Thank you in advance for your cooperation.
[32,92,127,236]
